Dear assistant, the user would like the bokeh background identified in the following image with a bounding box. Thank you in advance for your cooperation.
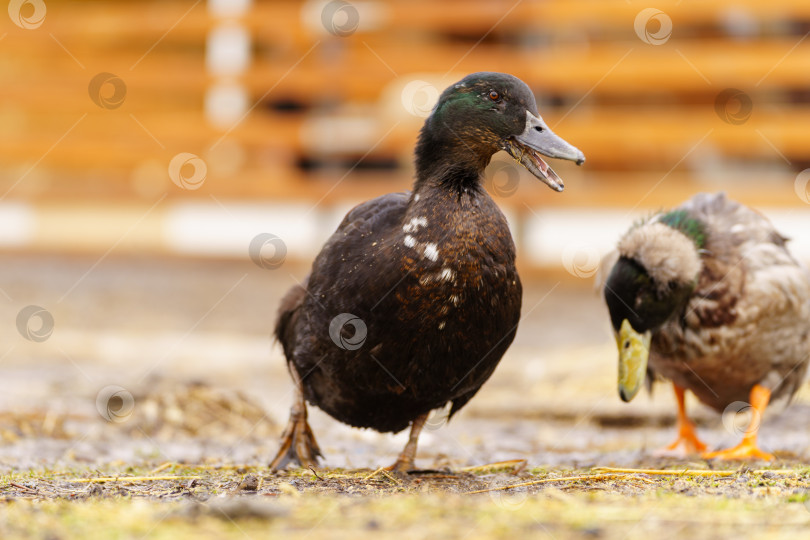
[1,0,809,468]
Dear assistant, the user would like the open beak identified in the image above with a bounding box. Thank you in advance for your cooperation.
[616,319,651,403]
[501,111,585,192]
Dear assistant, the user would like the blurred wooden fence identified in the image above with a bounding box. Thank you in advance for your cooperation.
[1,0,809,266]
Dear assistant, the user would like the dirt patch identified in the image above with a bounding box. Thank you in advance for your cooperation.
[1,462,810,539]
[1,255,809,538]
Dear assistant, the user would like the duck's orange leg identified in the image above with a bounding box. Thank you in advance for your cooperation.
[658,383,707,454]
[702,384,774,461]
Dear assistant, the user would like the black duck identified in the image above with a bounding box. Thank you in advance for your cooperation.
[270,72,585,470]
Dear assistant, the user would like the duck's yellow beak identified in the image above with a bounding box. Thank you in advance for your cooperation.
[616,319,651,402]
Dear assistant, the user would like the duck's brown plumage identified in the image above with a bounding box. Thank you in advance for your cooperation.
[644,193,810,410]
[603,192,810,459]
[276,187,521,433]
[270,72,585,470]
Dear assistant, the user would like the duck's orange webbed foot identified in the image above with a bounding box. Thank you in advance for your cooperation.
[269,367,323,471]
[702,384,774,461]
[702,441,774,461]
[268,410,322,470]
[658,422,708,455]
[385,457,414,473]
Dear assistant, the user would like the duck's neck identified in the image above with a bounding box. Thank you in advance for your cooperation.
[412,116,492,195]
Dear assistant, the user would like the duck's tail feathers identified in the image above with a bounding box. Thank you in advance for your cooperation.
[274,280,308,360]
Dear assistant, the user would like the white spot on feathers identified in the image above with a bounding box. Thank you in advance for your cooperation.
[402,217,428,233]
[419,267,456,287]
[424,243,439,261]
[401,220,440,263]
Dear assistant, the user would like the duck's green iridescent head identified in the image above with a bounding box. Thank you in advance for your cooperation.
[416,72,585,191]
[604,213,705,402]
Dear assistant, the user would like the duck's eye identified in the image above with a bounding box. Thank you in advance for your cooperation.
[488,90,500,101]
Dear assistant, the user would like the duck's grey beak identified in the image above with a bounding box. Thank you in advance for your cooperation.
[502,111,585,192]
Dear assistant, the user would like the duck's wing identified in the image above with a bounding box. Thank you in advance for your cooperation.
[739,244,810,402]
[673,193,810,401]
[679,192,788,248]
[331,191,413,244]
[308,190,411,301]
[681,193,804,327]
[276,191,411,366]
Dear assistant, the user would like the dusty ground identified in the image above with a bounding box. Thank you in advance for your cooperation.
[0,254,809,539]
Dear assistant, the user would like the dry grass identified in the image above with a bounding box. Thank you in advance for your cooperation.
[1,462,810,539]
[1,369,810,538]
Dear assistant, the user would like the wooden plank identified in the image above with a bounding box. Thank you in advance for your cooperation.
[35,0,810,40]
[7,38,808,105]
[3,0,808,215]
[3,169,803,210]
[4,106,808,168]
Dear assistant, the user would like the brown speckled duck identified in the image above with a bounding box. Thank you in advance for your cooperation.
[269,72,585,471]
[602,193,810,460]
